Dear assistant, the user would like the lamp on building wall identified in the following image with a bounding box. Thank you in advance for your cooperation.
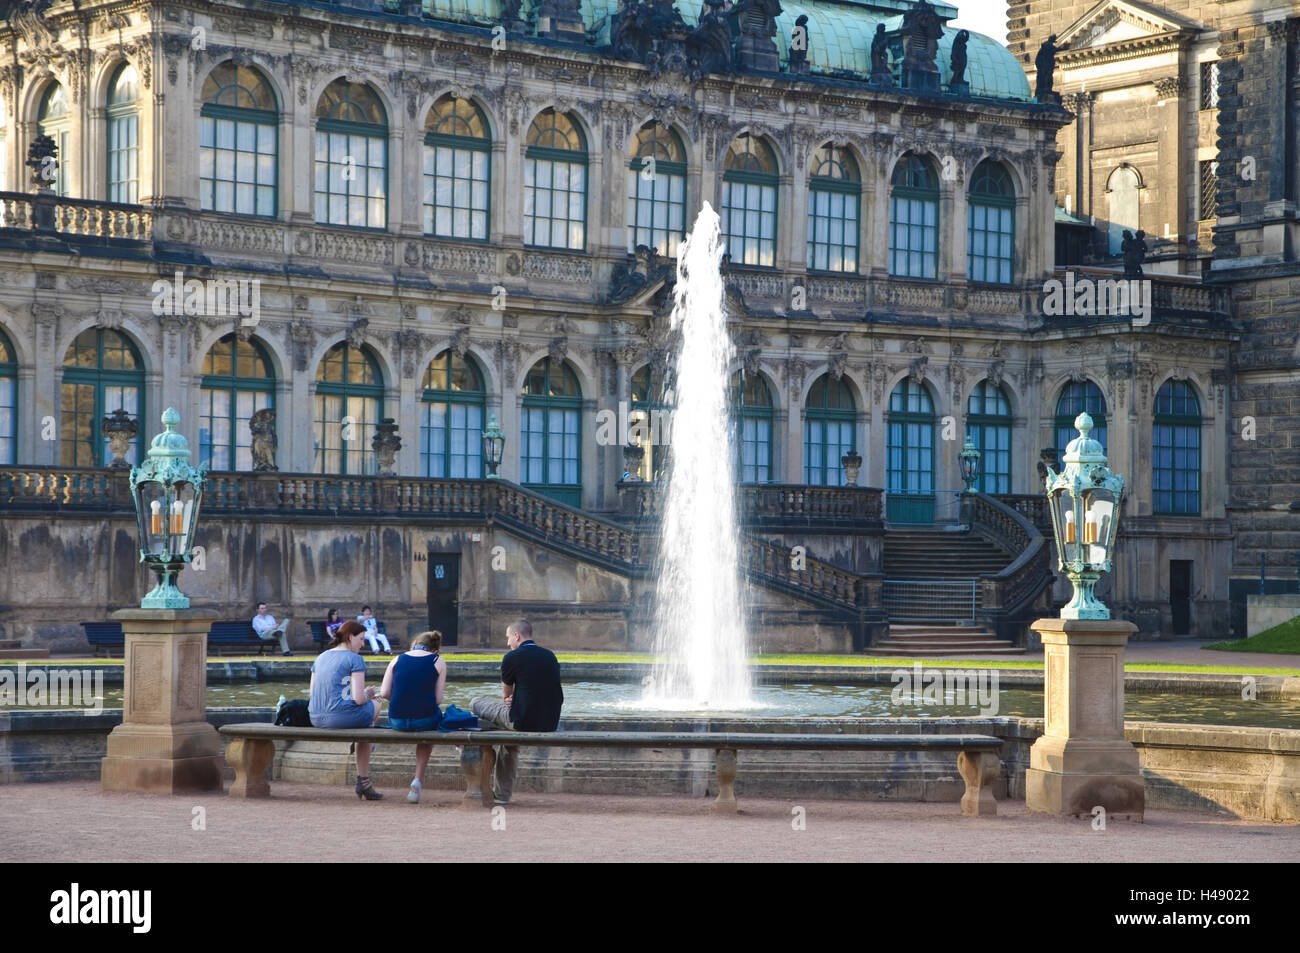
[1043,412,1126,619]
[129,408,207,609]
[482,414,505,478]
[959,436,980,492]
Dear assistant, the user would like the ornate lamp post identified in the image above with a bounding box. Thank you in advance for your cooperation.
[958,436,980,492]
[1042,412,1125,619]
[129,407,206,609]
[482,414,505,478]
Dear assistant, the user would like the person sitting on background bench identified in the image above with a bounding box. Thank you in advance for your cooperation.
[356,605,391,654]
[251,602,292,656]
[325,608,344,640]
[379,630,447,804]
[310,620,384,800]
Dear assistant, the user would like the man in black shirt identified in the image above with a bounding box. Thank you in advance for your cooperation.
[470,619,563,804]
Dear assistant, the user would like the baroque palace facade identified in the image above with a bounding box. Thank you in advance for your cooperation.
[0,0,1240,649]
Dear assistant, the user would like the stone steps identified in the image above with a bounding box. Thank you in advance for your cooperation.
[870,623,1024,656]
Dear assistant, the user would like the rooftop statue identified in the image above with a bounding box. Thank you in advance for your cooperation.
[686,0,735,78]
[730,0,783,72]
[949,29,970,94]
[1035,34,1062,104]
[789,14,811,74]
[1120,229,1147,278]
[869,23,893,86]
[899,0,944,92]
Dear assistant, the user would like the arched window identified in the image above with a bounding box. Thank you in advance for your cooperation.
[424,96,490,241]
[37,83,69,196]
[421,350,485,478]
[1055,381,1107,455]
[0,329,16,464]
[521,357,582,504]
[199,334,275,471]
[722,135,778,267]
[803,374,855,485]
[628,123,686,257]
[524,110,587,250]
[314,343,383,474]
[60,328,145,467]
[1107,165,1140,255]
[315,80,388,229]
[886,379,936,522]
[807,145,860,273]
[1153,380,1201,515]
[729,371,774,482]
[630,363,675,481]
[889,153,939,279]
[200,63,277,216]
[968,161,1014,285]
[966,380,1012,494]
[106,64,139,204]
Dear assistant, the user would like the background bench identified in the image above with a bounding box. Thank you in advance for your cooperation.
[208,620,276,656]
[82,620,124,657]
[219,724,1003,816]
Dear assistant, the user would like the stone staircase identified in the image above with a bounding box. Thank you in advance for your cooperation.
[869,623,1025,656]
[0,639,49,660]
[882,528,1012,580]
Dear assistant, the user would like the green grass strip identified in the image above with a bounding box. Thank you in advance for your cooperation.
[1203,616,1300,655]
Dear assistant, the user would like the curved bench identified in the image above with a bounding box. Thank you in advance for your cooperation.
[219,723,1003,816]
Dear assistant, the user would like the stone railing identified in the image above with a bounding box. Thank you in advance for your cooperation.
[993,493,1052,534]
[617,481,883,528]
[743,535,861,611]
[0,192,152,240]
[965,491,1053,631]
[490,481,643,568]
[0,467,134,509]
[1042,268,1233,324]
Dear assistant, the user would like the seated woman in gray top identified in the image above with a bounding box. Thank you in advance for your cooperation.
[309,620,384,800]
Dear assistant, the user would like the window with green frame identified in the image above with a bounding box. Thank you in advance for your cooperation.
[627,123,686,257]
[424,95,490,241]
[0,328,16,464]
[968,160,1015,285]
[966,380,1011,494]
[721,134,778,267]
[1055,380,1107,455]
[314,343,383,475]
[421,350,485,478]
[315,79,388,229]
[729,370,774,482]
[889,153,939,279]
[200,63,278,217]
[524,109,587,250]
[1153,380,1201,515]
[60,328,145,467]
[886,378,935,522]
[37,83,70,197]
[521,357,582,505]
[107,64,139,204]
[630,362,676,481]
[807,145,860,273]
[804,373,855,486]
[199,334,274,471]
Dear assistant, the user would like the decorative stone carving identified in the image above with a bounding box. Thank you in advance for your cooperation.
[549,335,568,365]
[27,134,58,191]
[785,356,807,393]
[393,328,428,379]
[451,326,472,359]
[841,449,862,486]
[102,409,138,469]
[446,305,474,325]
[899,0,944,92]
[249,408,278,472]
[346,317,369,350]
[288,318,316,372]
[908,355,929,384]
[729,0,782,72]
[497,338,521,383]
[743,348,762,378]
[372,418,402,476]
[986,359,1005,390]
[609,245,672,303]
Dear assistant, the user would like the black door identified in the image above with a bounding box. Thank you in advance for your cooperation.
[428,553,460,646]
[1170,560,1192,635]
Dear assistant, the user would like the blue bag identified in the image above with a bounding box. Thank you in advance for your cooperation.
[437,704,479,731]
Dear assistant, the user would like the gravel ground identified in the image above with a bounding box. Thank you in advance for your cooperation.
[2,781,1296,863]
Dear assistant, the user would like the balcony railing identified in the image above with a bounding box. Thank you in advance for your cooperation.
[618,481,883,529]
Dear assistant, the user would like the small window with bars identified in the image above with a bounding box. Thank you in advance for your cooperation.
[1199,62,1219,111]
[1199,160,1218,221]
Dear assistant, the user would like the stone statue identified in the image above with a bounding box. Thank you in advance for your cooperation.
[249,407,278,472]
[1120,229,1147,277]
[687,0,734,78]
[372,418,402,476]
[789,14,810,74]
[949,29,970,93]
[869,23,893,86]
[609,245,669,303]
[101,408,138,469]
[1037,447,1059,483]
[1035,34,1061,104]
[730,0,783,72]
[500,0,525,31]
[26,133,58,191]
[900,0,944,92]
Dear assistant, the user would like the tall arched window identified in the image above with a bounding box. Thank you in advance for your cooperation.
[1107,165,1140,254]
[421,350,485,478]
[722,134,778,267]
[1055,381,1107,455]
[37,83,69,196]
[60,328,145,467]
[807,145,860,273]
[627,123,686,257]
[315,80,388,229]
[966,380,1012,494]
[968,160,1014,285]
[521,357,582,504]
[630,363,675,481]
[1153,380,1201,515]
[887,379,936,523]
[889,153,939,279]
[424,95,490,241]
[803,374,855,485]
[729,371,774,482]
[314,343,383,475]
[106,64,139,204]
[0,329,16,464]
[524,110,587,250]
[199,334,275,471]
[200,63,277,216]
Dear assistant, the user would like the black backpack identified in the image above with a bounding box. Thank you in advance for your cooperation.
[274,698,313,727]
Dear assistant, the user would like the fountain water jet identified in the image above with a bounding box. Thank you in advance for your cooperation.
[643,203,753,710]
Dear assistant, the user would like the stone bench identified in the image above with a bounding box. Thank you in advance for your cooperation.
[219,724,1003,816]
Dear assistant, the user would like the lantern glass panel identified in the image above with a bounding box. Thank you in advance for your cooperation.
[138,482,167,555]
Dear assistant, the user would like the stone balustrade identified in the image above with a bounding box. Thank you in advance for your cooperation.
[966,491,1054,626]
[618,480,883,528]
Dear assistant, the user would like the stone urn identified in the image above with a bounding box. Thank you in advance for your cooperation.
[372,418,401,476]
[102,408,138,468]
[841,449,862,486]
[621,443,645,481]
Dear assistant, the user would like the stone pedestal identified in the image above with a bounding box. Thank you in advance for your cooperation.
[1025,617,1144,820]
[101,609,224,794]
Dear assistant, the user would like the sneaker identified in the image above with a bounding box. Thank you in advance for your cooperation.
[493,794,509,805]
[408,780,422,804]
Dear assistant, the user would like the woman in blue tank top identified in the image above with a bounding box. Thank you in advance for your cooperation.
[379,630,447,804]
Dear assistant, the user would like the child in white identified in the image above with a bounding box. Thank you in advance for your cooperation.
[356,605,391,653]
